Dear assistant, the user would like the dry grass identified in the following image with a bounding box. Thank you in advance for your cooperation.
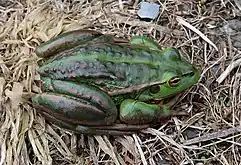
[0,0,241,164]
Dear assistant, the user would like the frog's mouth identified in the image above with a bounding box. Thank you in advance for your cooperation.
[149,97,173,104]
[150,99,164,104]
[149,96,176,106]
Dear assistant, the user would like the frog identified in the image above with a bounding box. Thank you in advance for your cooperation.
[32,29,200,135]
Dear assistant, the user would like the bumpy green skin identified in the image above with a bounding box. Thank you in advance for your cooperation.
[32,30,200,135]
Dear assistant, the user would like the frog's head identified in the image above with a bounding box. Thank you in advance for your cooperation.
[138,48,200,101]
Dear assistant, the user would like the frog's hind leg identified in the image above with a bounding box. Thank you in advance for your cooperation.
[36,30,103,58]
[36,107,149,135]
[32,79,118,126]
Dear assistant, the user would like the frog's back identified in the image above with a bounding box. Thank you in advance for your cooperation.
[39,43,168,91]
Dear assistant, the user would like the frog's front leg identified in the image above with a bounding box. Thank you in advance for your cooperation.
[129,36,162,50]
[119,99,186,125]
[32,78,118,126]
[119,99,167,124]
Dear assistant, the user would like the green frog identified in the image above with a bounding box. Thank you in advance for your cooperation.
[32,30,200,135]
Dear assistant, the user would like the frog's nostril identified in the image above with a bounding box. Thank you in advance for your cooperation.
[183,71,195,77]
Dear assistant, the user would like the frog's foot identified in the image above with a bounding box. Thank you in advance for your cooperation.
[163,109,188,117]
[75,124,150,135]
[39,110,150,135]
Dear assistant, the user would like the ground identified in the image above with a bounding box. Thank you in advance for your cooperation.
[0,0,241,165]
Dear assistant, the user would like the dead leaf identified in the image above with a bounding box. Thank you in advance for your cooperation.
[94,135,120,165]
[5,82,23,110]
[0,77,6,103]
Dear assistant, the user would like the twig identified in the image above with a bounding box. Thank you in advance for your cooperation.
[234,0,241,11]
[183,126,241,145]
[176,16,218,51]
[216,58,241,84]
[101,15,184,36]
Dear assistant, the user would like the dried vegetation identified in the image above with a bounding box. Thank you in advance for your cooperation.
[0,0,241,164]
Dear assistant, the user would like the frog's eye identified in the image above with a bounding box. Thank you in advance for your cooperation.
[168,77,181,87]
[150,85,160,94]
